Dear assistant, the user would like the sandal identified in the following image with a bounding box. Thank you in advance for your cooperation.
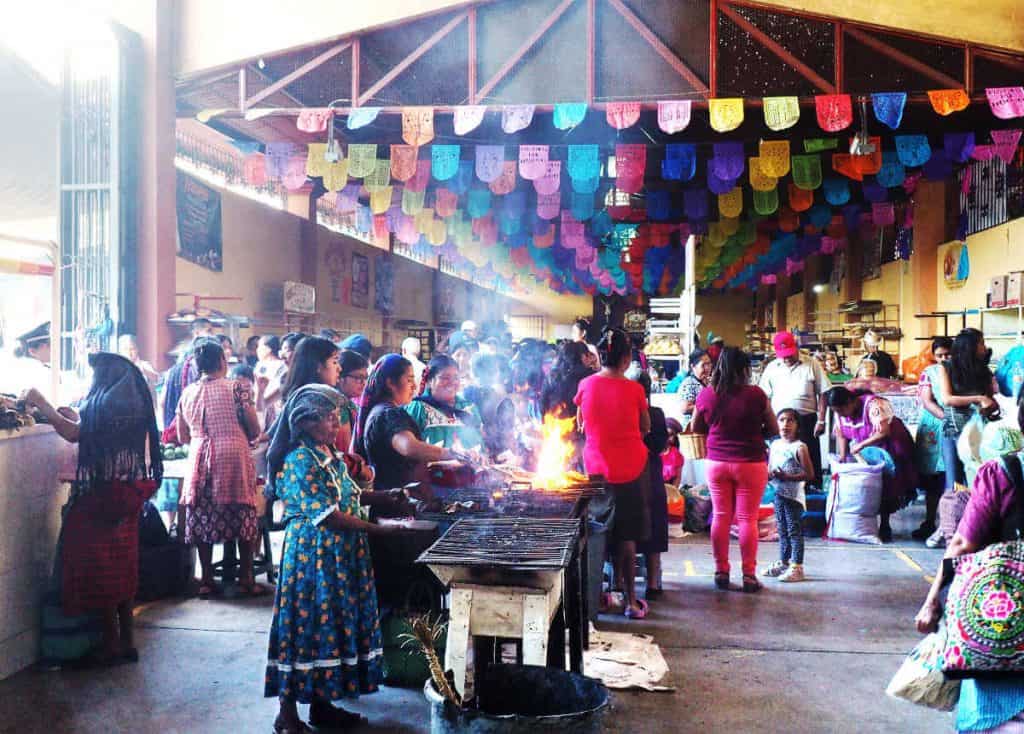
[272,715,312,734]
[742,574,763,594]
[714,572,730,590]
[198,582,223,599]
[309,700,367,729]
[238,582,272,597]
[623,599,649,619]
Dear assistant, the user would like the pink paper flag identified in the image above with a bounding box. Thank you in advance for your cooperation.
[971,145,996,161]
[435,188,458,218]
[615,144,646,180]
[519,145,549,180]
[243,154,266,186]
[502,105,535,133]
[872,202,895,227]
[606,102,641,130]
[657,100,692,134]
[453,105,487,135]
[537,193,560,220]
[992,129,1023,164]
[533,161,562,196]
[406,159,432,193]
[986,87,1024,120]
[283,156,308,190]
[489,162,517,195]
[296,108,333,133]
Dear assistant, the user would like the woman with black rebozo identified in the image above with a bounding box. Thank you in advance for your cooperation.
[176,338,264,597]
[933,328,999,491]
[354,354,466,489]
[691,347,778,593]
[265,384,399,733]
[22,353,162,665]
[574,329,652,618]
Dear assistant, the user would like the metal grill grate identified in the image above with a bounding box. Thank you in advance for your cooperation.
[417,518,580,570]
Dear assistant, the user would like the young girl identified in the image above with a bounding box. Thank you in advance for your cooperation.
[574,328,651,618]
[662,418,684,487]
[764,408,814,582]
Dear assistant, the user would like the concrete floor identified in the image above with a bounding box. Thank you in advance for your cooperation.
[0,507,953,734]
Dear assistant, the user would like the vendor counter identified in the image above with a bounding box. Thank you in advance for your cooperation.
[0,425,76,679]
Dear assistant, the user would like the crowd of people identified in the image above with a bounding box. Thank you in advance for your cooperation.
[12,311,1024,732]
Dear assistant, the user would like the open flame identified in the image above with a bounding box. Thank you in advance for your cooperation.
[534,412,582,490]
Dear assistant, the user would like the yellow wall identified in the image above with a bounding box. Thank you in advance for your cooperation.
[696,291,751,347]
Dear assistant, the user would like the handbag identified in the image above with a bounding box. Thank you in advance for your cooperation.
[887,626,961,710]
[940,452,1024,679]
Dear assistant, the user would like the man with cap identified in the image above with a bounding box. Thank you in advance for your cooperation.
[759,331,830,485]
[7,321,54,401]
[859,329,898,380]
[339,333,373,362]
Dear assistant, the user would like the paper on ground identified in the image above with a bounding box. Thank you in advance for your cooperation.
[584,627,674,692]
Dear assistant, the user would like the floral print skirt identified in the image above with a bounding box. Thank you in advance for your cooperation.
[264,520,383,703]
[184,482,258,545]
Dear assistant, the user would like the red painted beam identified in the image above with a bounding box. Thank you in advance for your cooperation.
[476,0,576,102]
[844,26,962,90]
[719,2,835,94]
[358,11,468,106]
[607,0,709,94]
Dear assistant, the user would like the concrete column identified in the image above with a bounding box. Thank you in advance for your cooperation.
[908,180,946,343]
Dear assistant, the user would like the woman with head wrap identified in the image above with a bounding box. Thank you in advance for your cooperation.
[21,353,163,665]
[176,338,263,597]
[265,384,398,733]
[405,354,483,453]
[354,354,466,489]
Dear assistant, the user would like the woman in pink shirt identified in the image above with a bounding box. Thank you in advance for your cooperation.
[575,328,652,618]
[692,347,778,593]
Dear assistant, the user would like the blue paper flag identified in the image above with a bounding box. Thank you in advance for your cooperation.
[871,93,907,130]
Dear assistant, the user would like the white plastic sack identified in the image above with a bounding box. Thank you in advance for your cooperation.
[957,413,985,489]
[827,462,883,544]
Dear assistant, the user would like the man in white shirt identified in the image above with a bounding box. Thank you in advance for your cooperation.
[759,331,830,485]
[402,336,426,385]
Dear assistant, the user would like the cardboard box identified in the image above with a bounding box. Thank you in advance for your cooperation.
[990,275,1007,308]
[1007,272,1023,307]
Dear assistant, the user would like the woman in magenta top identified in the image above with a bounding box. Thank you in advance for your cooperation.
[692,347,778,593]
[575,328,651,618]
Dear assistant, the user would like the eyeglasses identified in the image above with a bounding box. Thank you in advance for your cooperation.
[344,374,368,383]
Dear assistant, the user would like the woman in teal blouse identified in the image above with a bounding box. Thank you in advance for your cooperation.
[405,354,483,452]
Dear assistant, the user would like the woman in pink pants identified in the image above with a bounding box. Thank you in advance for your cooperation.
[692,347,778,593]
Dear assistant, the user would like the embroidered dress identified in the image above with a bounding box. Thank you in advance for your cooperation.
[264,443,383,703]
[915,363,946,476]
[405,394,483,450]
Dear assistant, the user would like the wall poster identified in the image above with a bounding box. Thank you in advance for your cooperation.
[324,242,349,304]
[374,255,395,315]
[351,252,370,309]
[175,171,223,271]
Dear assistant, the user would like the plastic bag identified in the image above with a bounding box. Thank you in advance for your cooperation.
[886,629,960,711]
[902,344,936,385]
[957,413,986,488]
[995,345,1024,399]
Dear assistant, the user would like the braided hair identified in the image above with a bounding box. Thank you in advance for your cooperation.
[596,328,631,369]
[354,354,411,459]
[420,353,458,396]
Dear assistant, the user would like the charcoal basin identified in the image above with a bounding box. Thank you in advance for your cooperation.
[424,664,609,733]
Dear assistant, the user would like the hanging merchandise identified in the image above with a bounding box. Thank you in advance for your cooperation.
[658,100,692,134]
[434,188,458,218]
[347,144,378,178]
[986,87,1024,119]
[519,145,550,180]
[606,101,641,130]
[763,96,800,131]
[876,152,906,188]
[787,183,813,212]
[489,161,517,195]
[553,102,587,130]
[709,98,744,132]
[815,94,853,132]
[502,104,535,133]
[296,108,333,133]
[758,140,791,177]
[533,161,562,196]
[283,156,307,190]
[567,145,600,181]
[363,158,391,191]
[927,89,970,116]
[537,192,561,220]
[347,107,380,129]
[805,138,838,153]
[243,153,266,186]
[791,154,822,190]
[467,188,492,218]
[662,143,697,181]
[571,192,594,220]
[401,107,435,146]
[370,186,392,214]
[402,187,426,216]
[752,187,779,215]
[992,129,1024,164]
[943,132,976,163]
[718,187,743,218]
[453,105,487,135]
[711,142,745,181]
[749,156,777,191]
[871,93,907,130]
[431,144,461,181]
[475,145,505,183]
[390,145,419,182]
[895,135,932,167]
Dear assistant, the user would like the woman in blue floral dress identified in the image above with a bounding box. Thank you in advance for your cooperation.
[914,337,952,542]
[264,384,392,733]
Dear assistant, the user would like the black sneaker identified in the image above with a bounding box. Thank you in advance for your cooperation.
[911,523,936,541]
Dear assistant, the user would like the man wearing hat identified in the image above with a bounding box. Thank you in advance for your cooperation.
[7,321,54,401]
[759,331,830,484]
[859,329,897,380]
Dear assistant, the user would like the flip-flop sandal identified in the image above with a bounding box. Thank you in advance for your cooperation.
[623,599,649,619]
[198,583,223,599]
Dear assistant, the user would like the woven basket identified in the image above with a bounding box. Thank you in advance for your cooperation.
[678,432,708,461]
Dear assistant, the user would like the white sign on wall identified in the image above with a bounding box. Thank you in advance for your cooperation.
[284,281,316,314]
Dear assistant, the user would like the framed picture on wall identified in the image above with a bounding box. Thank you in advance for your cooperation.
[324,242,349,305]
[175,171,223,272]
[351,253,369,309]
[374,255,394,315]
